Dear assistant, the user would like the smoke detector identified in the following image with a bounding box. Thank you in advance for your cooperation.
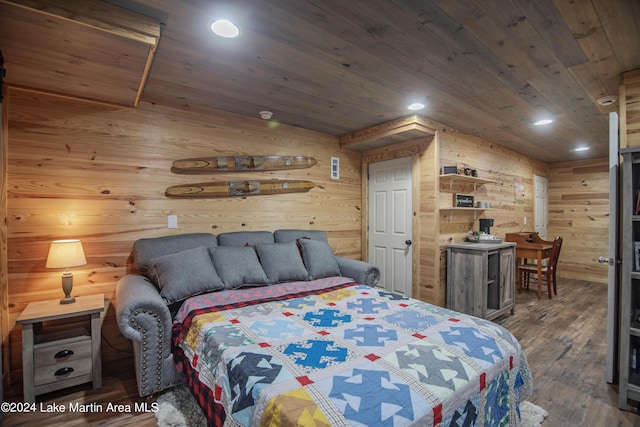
[259,111,273,120]
[596,95,618,106]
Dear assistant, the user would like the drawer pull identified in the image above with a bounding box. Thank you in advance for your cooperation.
[54,349,74,359]
[55,367,74,376]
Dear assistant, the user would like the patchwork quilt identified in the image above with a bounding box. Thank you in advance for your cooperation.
[173,276,532,427]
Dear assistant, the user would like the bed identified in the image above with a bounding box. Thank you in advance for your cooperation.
[172,276,532,426]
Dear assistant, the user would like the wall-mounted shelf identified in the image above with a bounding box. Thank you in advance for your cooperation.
[439,174,497,191]
[439,172,496,222]
[440,207,492,221]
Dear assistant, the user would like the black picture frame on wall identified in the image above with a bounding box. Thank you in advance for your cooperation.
[455,193,475,208]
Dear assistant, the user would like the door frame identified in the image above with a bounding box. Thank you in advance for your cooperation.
[533,175,549,239]
[606,111,620,384]
[362,146,421,299]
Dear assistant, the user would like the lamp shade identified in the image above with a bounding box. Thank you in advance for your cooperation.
[46,239,87,269]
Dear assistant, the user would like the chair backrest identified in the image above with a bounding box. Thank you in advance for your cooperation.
[548,236,563,272]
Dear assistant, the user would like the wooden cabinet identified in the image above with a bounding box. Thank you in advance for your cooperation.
[16,294,104,403]
[446,242,516,320]
[619,147,640,408]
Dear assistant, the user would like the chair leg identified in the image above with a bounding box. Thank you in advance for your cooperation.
[552,272,558,295]
[546,273,552,299]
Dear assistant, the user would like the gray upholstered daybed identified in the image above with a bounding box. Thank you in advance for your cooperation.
[114,229,381,397]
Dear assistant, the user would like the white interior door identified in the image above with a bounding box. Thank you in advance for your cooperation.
[368,157,413,296]
[534,175,549,238]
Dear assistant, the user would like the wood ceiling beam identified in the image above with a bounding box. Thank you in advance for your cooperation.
[340,115,436,151]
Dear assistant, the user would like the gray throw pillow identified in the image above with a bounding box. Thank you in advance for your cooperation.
[148,246,224,304]
[211,246,270,288]
[298,238,342,280]
[255,241,309,283]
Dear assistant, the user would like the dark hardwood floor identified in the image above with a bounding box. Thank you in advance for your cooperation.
[501,278,640,426]
[2,366,158,426]
[2,278,640,426]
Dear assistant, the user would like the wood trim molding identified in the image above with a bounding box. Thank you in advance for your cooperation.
[620,82,627,149]
[1,83,8,377]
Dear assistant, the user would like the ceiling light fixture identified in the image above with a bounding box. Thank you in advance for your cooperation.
[596,95,618,106]
[407,102,425,111]
[210,19,240,38]
[534,119,554,126]
[259,110,273,120]
[574,146,590,152]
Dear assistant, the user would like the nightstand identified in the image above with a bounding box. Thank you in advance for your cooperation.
[16,294,105,403]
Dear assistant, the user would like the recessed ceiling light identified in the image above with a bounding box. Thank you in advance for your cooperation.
[574,146,590,152]
[210,19,240,38]
[534,119,554,126]
[407,103,425,111]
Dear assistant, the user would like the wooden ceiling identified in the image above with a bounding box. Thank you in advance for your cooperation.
[1,0,639,163]
[0,0,159,106]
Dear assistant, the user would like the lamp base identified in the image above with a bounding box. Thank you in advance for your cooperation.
[60,272,76,304]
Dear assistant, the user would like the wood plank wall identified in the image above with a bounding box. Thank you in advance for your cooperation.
[358,117,559,308]
[437,130,609,288]
[547,158,609,282]
[437,129,550,304]
[358,120,610,308]
[3,83,617,375]
[625,69,640,148]
[5,88,363,372]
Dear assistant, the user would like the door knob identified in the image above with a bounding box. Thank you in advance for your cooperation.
[405,240,412,246]
[598,256,620,265]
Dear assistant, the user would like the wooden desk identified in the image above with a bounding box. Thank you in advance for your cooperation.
[506,232,553,245]
[505,233,553,299]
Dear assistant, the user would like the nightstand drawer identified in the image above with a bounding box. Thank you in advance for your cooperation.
[34,334,92,366]
[34,335,92,387]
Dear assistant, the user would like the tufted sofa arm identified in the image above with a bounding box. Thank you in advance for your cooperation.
[115,274,182,396]
[336,257,381,287]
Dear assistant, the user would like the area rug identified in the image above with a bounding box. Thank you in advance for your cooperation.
[155,384,206,427]
[519,400,549,427]
[155,384,548,427]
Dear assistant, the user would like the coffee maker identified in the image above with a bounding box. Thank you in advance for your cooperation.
[479,218,494,235]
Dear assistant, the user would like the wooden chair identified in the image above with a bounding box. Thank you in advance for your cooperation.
[518,236,563,298]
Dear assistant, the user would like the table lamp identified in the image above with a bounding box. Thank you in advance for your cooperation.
[45,239,87,304]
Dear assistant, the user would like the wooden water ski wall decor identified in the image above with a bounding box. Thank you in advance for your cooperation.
[171,155,317,174]
[165,179,315,198]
